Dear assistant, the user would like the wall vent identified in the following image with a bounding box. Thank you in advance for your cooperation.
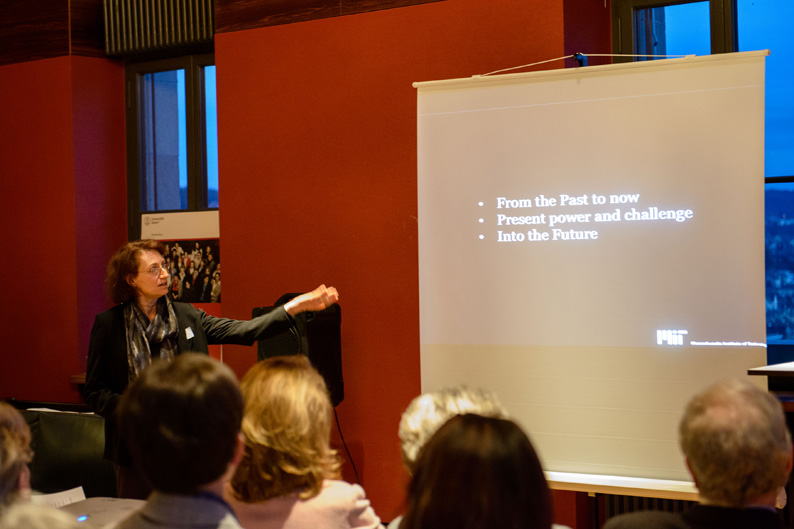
[602,494,695,520]
[104,0,214,57]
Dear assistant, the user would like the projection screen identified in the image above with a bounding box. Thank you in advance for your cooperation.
[416,51,768,482]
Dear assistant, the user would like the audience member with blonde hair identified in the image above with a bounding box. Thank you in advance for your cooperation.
[225,355,381,529]
[0,402,33,510]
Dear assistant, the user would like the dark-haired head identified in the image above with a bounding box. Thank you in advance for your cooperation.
[118,353,243,494]
[402,414,553,529]
[106,239,167,303]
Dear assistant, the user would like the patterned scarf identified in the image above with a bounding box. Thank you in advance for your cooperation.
[123,296,179,381]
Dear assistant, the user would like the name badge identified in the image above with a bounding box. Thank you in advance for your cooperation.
[185,327,195,340]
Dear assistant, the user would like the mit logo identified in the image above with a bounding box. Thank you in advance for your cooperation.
[657,329,688,346]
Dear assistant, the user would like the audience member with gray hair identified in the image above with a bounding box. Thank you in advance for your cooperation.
[398,386,508,474]
[604,378,793,529]
[388,386,508,529]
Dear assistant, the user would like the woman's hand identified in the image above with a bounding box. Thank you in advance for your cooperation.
[284,285,339,316]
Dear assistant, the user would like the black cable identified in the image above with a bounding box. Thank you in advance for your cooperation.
[334,406,360,485]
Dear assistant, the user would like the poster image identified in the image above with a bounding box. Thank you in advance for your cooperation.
[161,239,221,303]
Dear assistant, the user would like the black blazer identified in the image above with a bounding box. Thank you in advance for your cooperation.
[84,300,294,462]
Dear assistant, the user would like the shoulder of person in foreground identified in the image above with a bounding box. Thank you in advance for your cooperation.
[108,496,242,529]
[603,510,688,529]
[0,502,81,529]
[315,479,382,529]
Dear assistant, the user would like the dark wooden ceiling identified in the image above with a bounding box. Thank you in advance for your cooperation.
[0,0,442,66]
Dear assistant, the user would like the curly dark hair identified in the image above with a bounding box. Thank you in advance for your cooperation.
[105,240,167,304]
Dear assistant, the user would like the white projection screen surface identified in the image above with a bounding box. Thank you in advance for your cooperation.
[416,51,768,482]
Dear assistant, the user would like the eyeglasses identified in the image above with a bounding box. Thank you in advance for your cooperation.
[137,263,168,277]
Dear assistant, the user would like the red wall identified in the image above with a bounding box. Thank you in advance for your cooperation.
[0,56,126,403]
[215,0,565,521]
[564,0,613,68]
[72,56,129,371]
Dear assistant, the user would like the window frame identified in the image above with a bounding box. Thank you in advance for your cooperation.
[611,0,736,59]
[125,54,216,240]
[611,0,794,355]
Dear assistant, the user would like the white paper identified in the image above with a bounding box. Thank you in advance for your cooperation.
[30,486,86,508]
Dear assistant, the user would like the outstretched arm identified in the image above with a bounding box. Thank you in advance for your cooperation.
[283,284,339,316]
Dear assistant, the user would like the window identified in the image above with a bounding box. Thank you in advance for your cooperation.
[612,0,734,58]
[737,0,794,356]
[612,0,794,354]
[126,54,218,239]
[633,1,711,59]
[736,0,794,178]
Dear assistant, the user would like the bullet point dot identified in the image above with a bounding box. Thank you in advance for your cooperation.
[478,218,484,223]
[478,202,484,206]
[479,234,485,240]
